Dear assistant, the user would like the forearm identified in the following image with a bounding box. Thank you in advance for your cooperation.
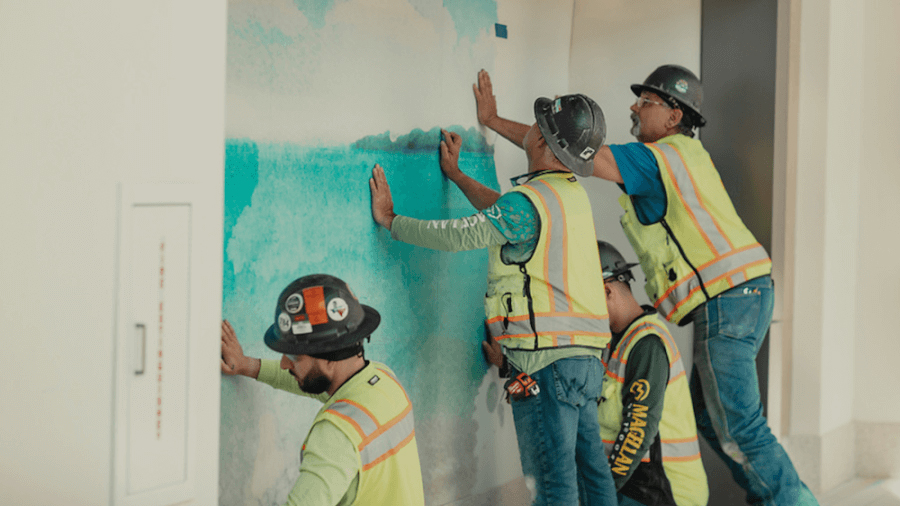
[234,356,261,379]
[484,116,530,149]
[391,214,506,252]
[448,172,501,210]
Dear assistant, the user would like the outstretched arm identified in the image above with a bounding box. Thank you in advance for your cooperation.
[473,69,531,149]
[591,146,624,183]
[440,129,500,210]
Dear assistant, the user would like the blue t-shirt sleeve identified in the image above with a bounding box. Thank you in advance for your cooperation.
[608,143,667,224]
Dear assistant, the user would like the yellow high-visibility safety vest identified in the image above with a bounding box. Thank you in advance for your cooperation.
[599,313,708,506]
[485,171,610,350]
[619,134,772,324]
[305,361,425,506]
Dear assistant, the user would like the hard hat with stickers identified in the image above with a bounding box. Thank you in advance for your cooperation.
[263,274,380,356]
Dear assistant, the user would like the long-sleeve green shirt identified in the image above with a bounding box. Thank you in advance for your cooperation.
[256,359,359,506]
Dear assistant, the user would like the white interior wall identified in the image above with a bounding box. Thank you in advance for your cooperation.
[785,0,900,491]
[853,0,900,480]
[856,0,900,425]
[490,0,575,191]
[0,1,226,504]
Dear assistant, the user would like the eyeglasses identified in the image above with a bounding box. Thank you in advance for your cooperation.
[634,96,671,109]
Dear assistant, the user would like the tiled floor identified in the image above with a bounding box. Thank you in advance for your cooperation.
[820,479,900,506]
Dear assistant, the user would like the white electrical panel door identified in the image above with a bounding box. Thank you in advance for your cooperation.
[114,186,199,506]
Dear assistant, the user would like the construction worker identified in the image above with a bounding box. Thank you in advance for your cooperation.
[484,241,709,506]
[220,274,425,506]
[370,95,617,505]
[473,67,817,505]
[596,240,708,506]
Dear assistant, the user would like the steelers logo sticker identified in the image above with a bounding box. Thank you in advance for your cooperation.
[675,79,689,94]
[278,312,292,333]
[284,293,304,314]
[327,297,349,321]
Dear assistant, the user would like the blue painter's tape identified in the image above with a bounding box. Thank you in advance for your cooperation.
[495,23,507,39]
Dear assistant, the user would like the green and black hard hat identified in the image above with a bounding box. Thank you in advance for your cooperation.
[631,64,706,127]
[264,274,380,357]
[534,94,606,177]
[597,240,638,284]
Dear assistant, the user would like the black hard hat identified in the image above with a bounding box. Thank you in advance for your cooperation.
[597,240,638,283]
[534,94,606,177]
[631,65,706,127]
[264,274,380,356]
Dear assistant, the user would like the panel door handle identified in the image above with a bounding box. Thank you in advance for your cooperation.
[135,323,146,375]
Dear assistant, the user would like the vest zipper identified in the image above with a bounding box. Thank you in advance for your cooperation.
[518,264,540,350]
[660,218,711,301]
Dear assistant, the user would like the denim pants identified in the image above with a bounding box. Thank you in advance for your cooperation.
[691,275,818,506]
[510,356,617,506]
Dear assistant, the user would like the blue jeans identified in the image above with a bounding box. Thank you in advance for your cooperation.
[510,356,617,506]
[691,275,818,506]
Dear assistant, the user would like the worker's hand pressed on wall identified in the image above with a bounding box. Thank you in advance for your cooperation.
[221,319,247,375]
[370,164,397,230]
[473,69,498,127]
[439,129,463,182]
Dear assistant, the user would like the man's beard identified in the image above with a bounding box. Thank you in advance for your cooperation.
[630,112,642,138]
[296,371,330,394]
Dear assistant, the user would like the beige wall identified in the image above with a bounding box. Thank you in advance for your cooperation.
[781,0,900,491]
[0,1,226,504]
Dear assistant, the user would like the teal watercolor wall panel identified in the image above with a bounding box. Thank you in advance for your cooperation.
[221,1,519,504]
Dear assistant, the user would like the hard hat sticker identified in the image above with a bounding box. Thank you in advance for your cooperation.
[278,312,292,333]
[579,146,596,160]
[675,79,689,93]
[292,320,313,335]
[303,286,328,325]
[285,293,304,314]
[327,297,349,321]
[552,98,562,114]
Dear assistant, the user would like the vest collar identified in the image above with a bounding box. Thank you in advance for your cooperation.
[509,169,572,187]
[610,305,659,350]
[328,359,372,399]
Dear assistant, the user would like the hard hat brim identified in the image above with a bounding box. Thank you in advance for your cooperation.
[602,262,640,281]
[264,304,381,356]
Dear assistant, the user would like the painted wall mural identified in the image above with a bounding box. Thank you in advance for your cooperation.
[220,1,524,504]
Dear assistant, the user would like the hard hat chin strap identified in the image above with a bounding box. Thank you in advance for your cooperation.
[308,339,366,362]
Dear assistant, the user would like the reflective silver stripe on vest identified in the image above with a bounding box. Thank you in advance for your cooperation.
[661,438,701,459]
[668,356,685,383]
[527,180,572,313]
[359,407,416,469]
[656,243,771,315]
[604,440,700,461]
[487,314,610,339]
[327,401,378,438]
[655,143,732,256]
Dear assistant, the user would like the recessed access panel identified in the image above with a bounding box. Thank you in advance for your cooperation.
[114,185,197,506]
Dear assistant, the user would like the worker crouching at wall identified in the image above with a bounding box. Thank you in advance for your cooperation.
[221,274,425,506]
